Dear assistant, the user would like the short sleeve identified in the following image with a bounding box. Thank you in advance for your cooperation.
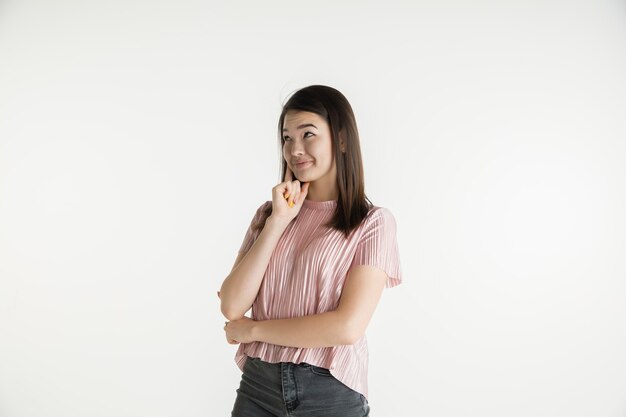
[349,207,403,288]
[238,201,272,255]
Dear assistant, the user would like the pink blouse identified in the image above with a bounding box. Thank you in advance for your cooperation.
[234,198,402,400]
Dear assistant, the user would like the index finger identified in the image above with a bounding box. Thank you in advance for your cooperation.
[284,165,293,182]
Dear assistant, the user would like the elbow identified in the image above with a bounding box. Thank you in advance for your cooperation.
[220,306,234,321]
[220,300,249,321]
[338,318,365,345]
[220,304,239,321]
[342,329,363,345]
[219,287,244,320]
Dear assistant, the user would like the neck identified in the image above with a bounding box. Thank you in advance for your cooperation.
[305,183,338,202]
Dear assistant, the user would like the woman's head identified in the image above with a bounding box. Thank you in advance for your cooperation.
[276,85,373,237]
[281,110,338,201]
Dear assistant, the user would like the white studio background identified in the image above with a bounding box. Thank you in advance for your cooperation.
[1,1,625,416]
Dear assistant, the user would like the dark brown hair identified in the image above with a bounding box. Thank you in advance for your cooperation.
[253,85,374,239]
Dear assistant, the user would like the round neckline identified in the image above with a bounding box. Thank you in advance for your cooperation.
[302,198,337,210]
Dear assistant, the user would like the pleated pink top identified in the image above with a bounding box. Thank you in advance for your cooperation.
[234,198,402,400]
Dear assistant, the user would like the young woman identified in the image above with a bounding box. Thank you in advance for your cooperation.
[219,85,402,416]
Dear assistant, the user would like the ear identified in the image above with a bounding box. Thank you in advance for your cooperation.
[339,129,346,153]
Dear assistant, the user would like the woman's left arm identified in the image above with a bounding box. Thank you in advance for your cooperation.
[223,265,388,348]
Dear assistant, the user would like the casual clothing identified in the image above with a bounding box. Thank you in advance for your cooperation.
[234,198,403,401]
[231,356,370,417]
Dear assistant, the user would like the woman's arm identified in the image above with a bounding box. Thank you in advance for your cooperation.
[224,265,388,348]
[219,215,290,321]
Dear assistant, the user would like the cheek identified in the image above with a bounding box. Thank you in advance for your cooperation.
[317,143,333,161]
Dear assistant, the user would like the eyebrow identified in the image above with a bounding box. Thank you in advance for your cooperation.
[282,123,318,132]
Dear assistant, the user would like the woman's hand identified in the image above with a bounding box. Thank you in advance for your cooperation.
[271,166,310,224]
[224,316,256,345]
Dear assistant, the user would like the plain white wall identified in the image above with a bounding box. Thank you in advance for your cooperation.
[1,1,625,416]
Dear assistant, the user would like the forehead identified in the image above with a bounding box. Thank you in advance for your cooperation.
[283,111,326,131]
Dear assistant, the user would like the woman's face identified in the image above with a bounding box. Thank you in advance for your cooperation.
[282,110,337,188]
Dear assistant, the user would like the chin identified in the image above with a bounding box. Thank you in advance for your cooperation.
[296,173,316,182]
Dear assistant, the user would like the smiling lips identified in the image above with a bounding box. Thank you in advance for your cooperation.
[295,161,313,169]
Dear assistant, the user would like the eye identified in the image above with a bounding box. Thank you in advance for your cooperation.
[283,132,314,142]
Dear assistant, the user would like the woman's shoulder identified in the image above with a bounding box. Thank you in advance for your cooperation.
[251,200,272,215]
[247,200,273,231]
[364,205,397,223]
[355,205,398,235]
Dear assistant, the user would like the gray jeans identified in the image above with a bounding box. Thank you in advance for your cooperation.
[231,356,370,417]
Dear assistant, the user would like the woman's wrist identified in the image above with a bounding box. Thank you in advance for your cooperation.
[266,214,291,230]
[249,318,262,342]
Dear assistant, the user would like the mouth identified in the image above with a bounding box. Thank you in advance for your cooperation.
[295,161,313,169]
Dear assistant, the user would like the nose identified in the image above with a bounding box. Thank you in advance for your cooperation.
[290,140,305,156]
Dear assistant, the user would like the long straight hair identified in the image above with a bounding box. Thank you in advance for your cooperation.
[253,85,373,239]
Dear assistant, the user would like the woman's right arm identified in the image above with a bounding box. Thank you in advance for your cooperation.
[220,165,309,321]
[219,214,290,321]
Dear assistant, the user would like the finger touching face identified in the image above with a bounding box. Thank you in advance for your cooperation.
[284,165,293,182]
